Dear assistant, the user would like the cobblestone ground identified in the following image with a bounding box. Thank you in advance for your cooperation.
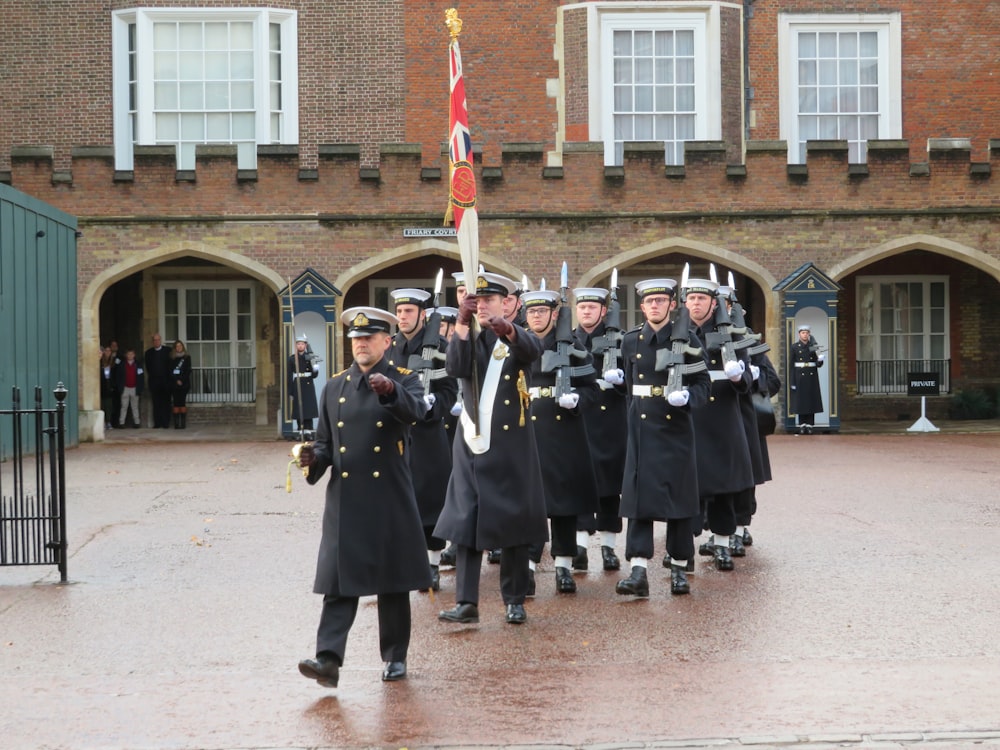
[2,429,1000,749]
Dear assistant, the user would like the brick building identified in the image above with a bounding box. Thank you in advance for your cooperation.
[1,1,998,438]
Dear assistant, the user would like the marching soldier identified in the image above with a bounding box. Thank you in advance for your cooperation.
[296,306,430,687]
[790,323,825,433]
[684,276,755,572]
[435,272,549,625]
[615,279,710,597]
[387,288,459,591]
[572,286,627,572]
[522,289,600,594]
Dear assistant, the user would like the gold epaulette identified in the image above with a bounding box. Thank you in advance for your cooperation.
[395,366,414,375]
[330,368,349,379]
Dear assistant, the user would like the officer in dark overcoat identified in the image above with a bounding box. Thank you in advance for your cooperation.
[789,323,825,433]
[572,286,627,572]
[685,277,755,572]
[288,334,320,434]
[296,306,431,688]
[522,290,599,595]
[387,288,459,592]
[435,272,549,626]
[615,279,710,597]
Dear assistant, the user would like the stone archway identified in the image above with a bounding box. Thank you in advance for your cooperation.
[80,242,286,417]
[827,234,1000,285]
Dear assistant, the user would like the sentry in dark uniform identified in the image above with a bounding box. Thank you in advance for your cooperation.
[615,279,710,597]
[288,334,320,434]
[387,288,459,593]
[296,306,430,688]
[435,272,549,626]
[790,323,825,433]
[522,289,600,595]
[573,286,627,572]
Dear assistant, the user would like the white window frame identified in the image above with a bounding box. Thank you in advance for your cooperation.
[778,13,901,164]
[159,281,258,402]
[586,3,722,166]
[112,7,299,171]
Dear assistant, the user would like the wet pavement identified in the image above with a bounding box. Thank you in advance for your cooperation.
[3,424,1000,749]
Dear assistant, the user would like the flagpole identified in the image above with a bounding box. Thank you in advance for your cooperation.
[445,8,481,437]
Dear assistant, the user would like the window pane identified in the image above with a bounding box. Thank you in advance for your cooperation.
[799,32,816,58]
[930,282,945,307]
[231,52,254,79]
[614,58,632,85]
[819,60,837,86]
[179,54,202,81]
[207,113,230,140]
[635,85,653,111]
[654,30,673,56]
[232,113,254,139]
[179,82,204,109]
[238,316,251,340]
[634,114,653,140]
[205,82,229,109]
[676,30,694,56]
[231,82,254,109]
[676,58,694,84]
[859,86,879,110]
[613,30,631,56]
[635,58,653,85]
[164,289,178,315]
[231,22,254,49]
[799,59,816,85]
[859,59,878,85]
[655,58,674,84]
[676,85,695,111]
[818,32,837,57]
[153,23,176,50]
[614,86,632,112]
[204,22,228,49]
[181,113,204,140]
[859,31,878,56]
[634,30,652,56]
[155,113,178,140]
[154,51,177,79]
[205,51,229,78]
[154,82,178,109]
[178,22,202,50]
[655,86,674,111]
[613,115,632,141]
[840,59,858,86]
[839,32,858,57]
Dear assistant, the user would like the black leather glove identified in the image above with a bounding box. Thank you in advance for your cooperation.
[369,372,395,396]
[488,315,514,338]
[296,444,316,467]
[457,296,478,326]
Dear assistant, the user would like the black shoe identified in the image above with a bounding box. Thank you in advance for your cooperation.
[601,545,620,571]
[487,549,502,564]
[505,603,527,624]
[439,544,457,567]
[729,535,746,557]
[438,602,479,623]
[698,541,714,556]
[382,660,407,681]
[670,565,691,595]
[615,566,649,597]
[526,568,536,598]
[420,565,441,593]
[712,545,734,571]
[555,566,577,593]
[298,654,340,688]
[572,545,588,571]
[742,528,754,547]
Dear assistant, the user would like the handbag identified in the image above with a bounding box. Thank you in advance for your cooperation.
[752,392,776,435]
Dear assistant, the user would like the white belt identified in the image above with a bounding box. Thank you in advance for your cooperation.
[528,386,557,399]
[597,379,614,390]
[708,371,729,381]
[631,385,667,398]
[795,362,817,368]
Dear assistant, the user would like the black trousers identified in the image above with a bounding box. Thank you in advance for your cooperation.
[798,413,815,426]
[624,517,695,562]
[150,382,172,427]
[455,543,530,606]
[316,592,410,664]
[423,526,446,552]
[734,486,757,526]
[528,515,576,562]
[704,492,738,537]
[576,495,623,535]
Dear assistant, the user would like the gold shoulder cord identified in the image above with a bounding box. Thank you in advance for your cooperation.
[517,369,530,427]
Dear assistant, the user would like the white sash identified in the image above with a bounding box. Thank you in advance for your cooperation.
[460,338,507,454]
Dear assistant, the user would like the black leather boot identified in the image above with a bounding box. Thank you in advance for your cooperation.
[572,544,588,571]
[601,545,620,571]
[670,565,690,595]
[555,566,576,593]
[615,565,649,597]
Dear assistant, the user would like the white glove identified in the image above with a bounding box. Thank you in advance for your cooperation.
[423,393,436,412]
[558,392,580,410]
[817,353,826,363]
[724,359,745,382]
[667,389,690,407]
[750,364,760,381]
[450,400,463,416]
[602,368,625,385]
[312,365,320,374]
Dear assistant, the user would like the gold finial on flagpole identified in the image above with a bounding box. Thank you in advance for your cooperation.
[445,8,462,40]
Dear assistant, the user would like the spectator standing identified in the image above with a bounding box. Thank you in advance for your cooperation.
[170,340,193,429]
[116,348,144,428]
[144,333,173,428]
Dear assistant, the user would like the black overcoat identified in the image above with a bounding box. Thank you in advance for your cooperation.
[433,326,549,551]
[789,339,824,415]
[305,357,432,596]
[388,326,459,527]
[528,328,600,518]
[619,321,710,521]
[575,322,628,497]
[288,353,320,422]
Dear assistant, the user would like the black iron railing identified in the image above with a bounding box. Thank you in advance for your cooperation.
[188,367,256,403]
[856,359,951,395]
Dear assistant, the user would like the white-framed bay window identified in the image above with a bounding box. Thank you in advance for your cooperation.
[112,7,298,171]
[779,13,901,164]
[856,276,949,394]
[160,282,257,402]
[592,6,721,166]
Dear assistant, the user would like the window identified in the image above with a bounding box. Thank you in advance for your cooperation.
[113,8,298,170]
[161,282,257,402]
[856,276,949,394]
[779,14,901,164]
[597,9,720,166]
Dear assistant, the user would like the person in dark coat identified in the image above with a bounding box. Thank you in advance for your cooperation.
[572,286,627,573]
[288,334,320,435]
[387,288,459,593]
[739,341,781,548]
[296,306,430,688]
[790,323,825,433]
[685,276,755,572]
[169,339,192,429]
[435,272,549,626]
[614,279,711,597]
[144,333,173,428]
[522,290,599,595]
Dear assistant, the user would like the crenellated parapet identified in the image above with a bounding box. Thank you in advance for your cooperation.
[2,139,998,219]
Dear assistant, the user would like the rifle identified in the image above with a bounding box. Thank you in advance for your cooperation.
[704,265,753,369]
[655,263,707,391]
[589,267,623,375]
[540,261,594,399]
[406,269,448,398]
